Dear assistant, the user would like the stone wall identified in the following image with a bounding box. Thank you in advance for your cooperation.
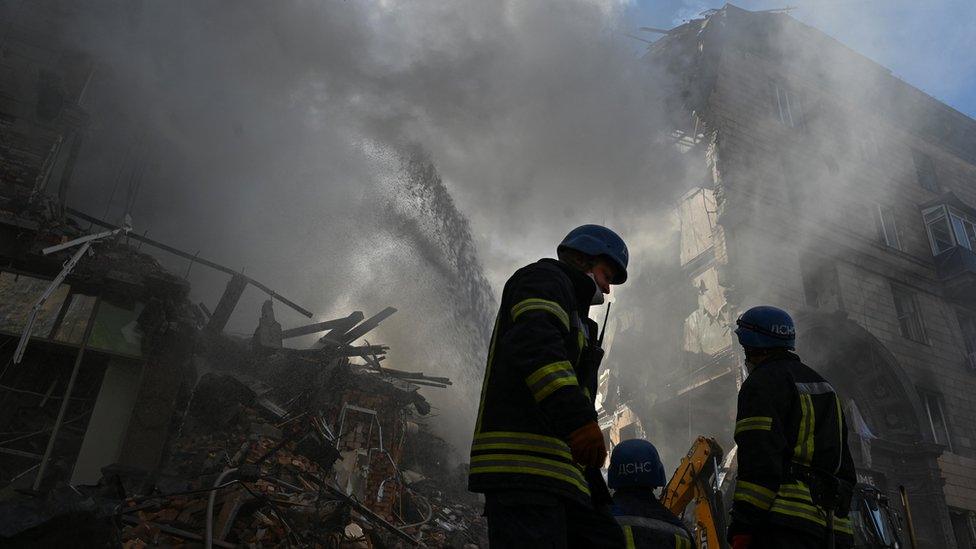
[681,9,976,546]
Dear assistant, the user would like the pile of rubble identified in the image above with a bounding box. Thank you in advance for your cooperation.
[2,314,487,547]
[0,197,487,547]
[111,350,486,548]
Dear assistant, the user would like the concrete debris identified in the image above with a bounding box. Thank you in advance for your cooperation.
[0,196,482,547]
[0,22,484,543]
[109,351,481,548]
[253,300,284,350]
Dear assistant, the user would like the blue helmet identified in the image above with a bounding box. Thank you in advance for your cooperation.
[557,224,629,284]
[608,439,666,489]
[734,306,796,350]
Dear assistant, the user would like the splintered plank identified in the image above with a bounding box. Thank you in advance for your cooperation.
[281,311,364,339]
[339,307,397,344]
[333,344,389,358]
[207,274,248,334]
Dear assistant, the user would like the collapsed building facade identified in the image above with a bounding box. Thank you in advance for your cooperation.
[601,4,976,548]
[0,5,483,546]
[4,1,976,547]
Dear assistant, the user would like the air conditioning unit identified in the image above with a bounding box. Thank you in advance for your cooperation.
[966,352,976,372]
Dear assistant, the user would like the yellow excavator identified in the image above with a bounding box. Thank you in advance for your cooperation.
[659,436,908,549]
[661,436,729,549]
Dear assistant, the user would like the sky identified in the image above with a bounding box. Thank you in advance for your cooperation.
[628,0,976,119]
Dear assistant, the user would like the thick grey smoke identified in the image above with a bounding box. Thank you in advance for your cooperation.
[54,0,683,450]
[46,0,956,467]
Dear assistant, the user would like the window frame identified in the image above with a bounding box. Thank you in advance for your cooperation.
[873,203,901,250]
[891,286,927,343]
[801,256,843,310]
[920,390,953,452]
[923,204,976,255]
[949,508,976,549]
[771,81,802,129]
[857,130,881,161]
[948,207,976,251]
[923,205,959,255]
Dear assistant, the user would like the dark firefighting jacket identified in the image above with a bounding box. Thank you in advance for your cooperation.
[468,258,607,506]
[729,351,856,543]
[612,488,693,549]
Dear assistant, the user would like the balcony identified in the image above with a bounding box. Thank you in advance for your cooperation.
[934,246,976,305]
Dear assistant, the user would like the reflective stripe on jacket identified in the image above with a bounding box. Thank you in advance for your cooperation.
[613,489,693,549]
[620,522,693,549]
[468,258,605,504]
[729,352,856,541]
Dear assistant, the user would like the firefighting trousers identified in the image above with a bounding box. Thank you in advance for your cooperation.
[484,491,625,548]
[752,526,853,549]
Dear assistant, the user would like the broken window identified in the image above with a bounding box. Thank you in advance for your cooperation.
[873,203,901,250]
[912,149,939,192]
[922,205,976,255]
[891,286,927,343]
[771,81,802,128]
[857,130,881,161]
[919,389,953,451]
[800,256,842,311]
[957,310,976,371]
[924,206,957,254]
[950,508,976,549]
[950,209,976,251]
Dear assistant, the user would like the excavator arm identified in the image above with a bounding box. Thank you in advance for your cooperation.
[661,436,729,549]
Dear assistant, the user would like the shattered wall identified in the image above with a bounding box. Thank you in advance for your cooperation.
[637,5,976,547]
[0,2,91,202]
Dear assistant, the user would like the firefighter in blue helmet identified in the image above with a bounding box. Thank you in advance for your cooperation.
[609,439,693,549]
[728,306,856,549]
[468,224,628,548]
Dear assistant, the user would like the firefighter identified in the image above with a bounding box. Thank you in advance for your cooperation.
[609,439,693,549]
[468,224,629,548]
[728,306,856,549]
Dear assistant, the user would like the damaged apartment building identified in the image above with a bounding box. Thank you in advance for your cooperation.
[599,4,976,548]
[0,5,482,546]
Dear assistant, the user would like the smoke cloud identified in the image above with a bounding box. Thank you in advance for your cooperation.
[51,0,685,451]
[51,0,964,464]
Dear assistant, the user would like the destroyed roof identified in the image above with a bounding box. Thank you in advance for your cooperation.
[647,3,976,166]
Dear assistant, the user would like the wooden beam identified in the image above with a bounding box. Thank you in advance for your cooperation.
[331,344,388,358]
[282,312,364,339]
[207,273,248,334]
[402,379,449,388]
[340,307,397,344]
[316,314,366,345]
[379,368,452,386]
[65,207,313,317]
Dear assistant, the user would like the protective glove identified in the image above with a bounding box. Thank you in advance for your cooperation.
[730,534,753,549]
[567,421,607,467]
